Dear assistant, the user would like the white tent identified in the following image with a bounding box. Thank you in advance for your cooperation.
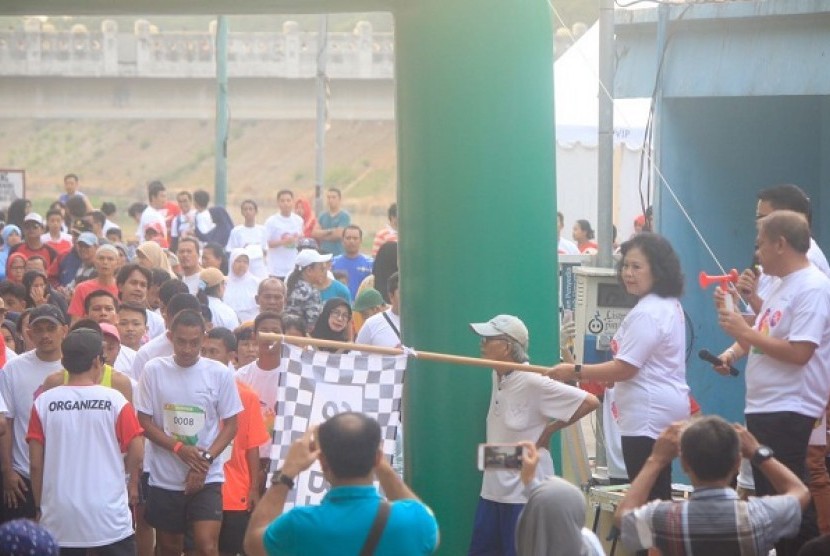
[555,22,652,242]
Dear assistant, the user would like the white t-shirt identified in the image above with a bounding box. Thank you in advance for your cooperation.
[113,345,137,376]
[355,309,401,348]
[226,225,269,279]
[235,359,285,459]
[135,355,242,490]
[746,265,830,417]
[27,385,141,547]
[612,294,690,438]
[757,238,830,302]
[183,272,202,295]
[558,237,580,255]
[195,209,216,235]
[264,213,304,278]
[0,351,64,476]
[482,370,588,503]
[146,309,166,340]
[129,333,173,382]
[4,346,18,365]
[207,296,240,330]
[601,387,629,480]
[171,209,196,239]
[137,206,166,242]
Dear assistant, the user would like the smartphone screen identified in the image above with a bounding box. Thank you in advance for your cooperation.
[477,443,523,471]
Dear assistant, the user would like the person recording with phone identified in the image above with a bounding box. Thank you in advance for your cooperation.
[467,315,598,556]
[243,412,438,556]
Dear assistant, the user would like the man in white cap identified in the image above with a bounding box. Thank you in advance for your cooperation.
[467,314,599,556]
[8,213,58,276]
[284,249,331,330]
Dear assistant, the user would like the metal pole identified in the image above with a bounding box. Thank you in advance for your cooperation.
[597,0,615,268]
[214,15,229,207]
[652,3,669,232]
[314,15,328,216]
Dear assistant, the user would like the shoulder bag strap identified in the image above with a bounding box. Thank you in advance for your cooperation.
[381,312,401,341]
[359,501,391,556]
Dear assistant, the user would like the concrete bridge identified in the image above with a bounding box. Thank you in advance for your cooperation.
[0,19,395,119]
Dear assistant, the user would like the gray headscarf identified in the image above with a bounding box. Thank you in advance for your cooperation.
[516,477,591,556]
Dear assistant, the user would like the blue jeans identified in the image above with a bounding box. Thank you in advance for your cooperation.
[468,497,524,556]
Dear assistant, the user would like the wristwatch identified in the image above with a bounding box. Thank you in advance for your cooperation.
[271,470,295,490]
[200,450,215,464]
[751,445,774,466]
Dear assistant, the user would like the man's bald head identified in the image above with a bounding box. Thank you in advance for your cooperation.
[256,278,286,314]
[318,412,381,480]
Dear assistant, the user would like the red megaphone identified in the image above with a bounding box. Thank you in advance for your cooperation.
[698,269,739,291]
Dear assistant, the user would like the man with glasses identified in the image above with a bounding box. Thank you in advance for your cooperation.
[467,314,599,556]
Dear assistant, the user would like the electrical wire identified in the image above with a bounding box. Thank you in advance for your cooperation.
[548,0,738,281]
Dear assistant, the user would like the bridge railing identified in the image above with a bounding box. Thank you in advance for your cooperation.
[0,19,394,79]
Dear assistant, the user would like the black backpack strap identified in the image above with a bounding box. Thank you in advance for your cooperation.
[381,312,401,341]
[359,501,391,556]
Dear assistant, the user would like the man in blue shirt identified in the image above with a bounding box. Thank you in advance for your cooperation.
[331,225,373,299]
[313,188,350,256]
[245,412,439,556]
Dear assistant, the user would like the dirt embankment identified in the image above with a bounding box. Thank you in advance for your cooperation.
[0,118,397,236]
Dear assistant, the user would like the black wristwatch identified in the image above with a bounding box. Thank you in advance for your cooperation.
[751,445,774,466]
[200,450,215,464]
[271,470,295,490]
[574,364,582,378]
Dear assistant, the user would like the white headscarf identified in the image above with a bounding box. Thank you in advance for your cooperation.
[223,248,261,323]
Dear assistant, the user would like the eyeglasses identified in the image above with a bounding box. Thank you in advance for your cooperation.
[330,310,350,320]
[480,336,510,346]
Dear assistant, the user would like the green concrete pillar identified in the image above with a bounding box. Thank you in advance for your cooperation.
[395,2,558,553]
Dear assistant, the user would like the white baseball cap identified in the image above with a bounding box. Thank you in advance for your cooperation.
[295,249,332,269]
[469,315,529,349]
[23,213,44,226]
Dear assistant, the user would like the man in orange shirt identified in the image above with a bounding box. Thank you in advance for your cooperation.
[202,327,271,556]
[67,244,120,323]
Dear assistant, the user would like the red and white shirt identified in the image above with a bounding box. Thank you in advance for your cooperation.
[27,384,143,548]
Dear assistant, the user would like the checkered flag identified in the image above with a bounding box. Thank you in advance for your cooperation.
[270,344,407,506]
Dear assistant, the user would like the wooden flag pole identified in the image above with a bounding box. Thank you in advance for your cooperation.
[257,332,553,375]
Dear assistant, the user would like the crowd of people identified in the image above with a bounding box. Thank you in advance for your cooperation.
[0,175,827,556]
[0,175,411,555]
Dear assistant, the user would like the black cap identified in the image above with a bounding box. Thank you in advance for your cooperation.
[71,219,93,234]
[61,328,103,373]
[297,237,319,251]
[29,304,66,327]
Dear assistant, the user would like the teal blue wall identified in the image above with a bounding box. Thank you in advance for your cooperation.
[658,96,827,423]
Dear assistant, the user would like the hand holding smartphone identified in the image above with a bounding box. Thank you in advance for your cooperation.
[477,443,524,471]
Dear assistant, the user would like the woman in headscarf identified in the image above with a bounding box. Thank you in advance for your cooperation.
[516,443,605,556]
[294,197,318,238]
[223,248,261,323]
[135,241,173,275]
[6,253,26,284]
[0,225,22,280]
[22,270,68,321]
[310,298,353,353]
[372,240,398,303]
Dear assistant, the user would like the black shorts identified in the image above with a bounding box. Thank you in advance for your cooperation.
[219,510,251,554]
[60,535,136,556]
[144,483,223,534]
[185,509,250,553]
[0,475,36,523]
